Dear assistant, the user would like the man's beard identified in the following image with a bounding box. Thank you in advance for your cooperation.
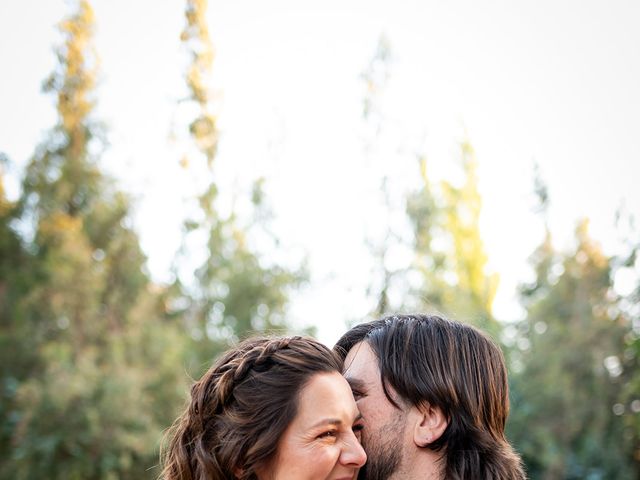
[358,414,404,480]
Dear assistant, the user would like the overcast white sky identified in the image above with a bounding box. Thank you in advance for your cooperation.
[2,0,639,344]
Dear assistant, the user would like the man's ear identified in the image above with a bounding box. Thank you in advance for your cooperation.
[413,403,448,447]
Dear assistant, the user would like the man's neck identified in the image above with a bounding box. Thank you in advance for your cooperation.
[390,448,444,480]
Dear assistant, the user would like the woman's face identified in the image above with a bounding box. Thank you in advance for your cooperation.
[260,371,367,480]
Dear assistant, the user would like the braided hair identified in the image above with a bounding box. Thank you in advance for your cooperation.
[161,336,342,480]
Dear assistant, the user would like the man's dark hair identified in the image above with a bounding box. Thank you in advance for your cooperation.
[336,314,526,480]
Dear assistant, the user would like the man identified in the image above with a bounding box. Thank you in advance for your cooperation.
[336,313,526,480]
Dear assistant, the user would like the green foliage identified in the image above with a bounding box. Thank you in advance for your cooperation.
[9,323,187,480]
[508,220,639,479]
[0,2,186,478]
[171,0,306,375]
[359,35,500,338]
[406,142,500,337]
[359,35,398,319]
[1,1,307,476]
[3,4,639,478]
[615,216,640,472]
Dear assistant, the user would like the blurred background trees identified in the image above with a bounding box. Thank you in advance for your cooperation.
[0,1,303,478]
[508,218,636,478]
[1,0,639,478]
[167,0,306,372]
[0,2,186,478]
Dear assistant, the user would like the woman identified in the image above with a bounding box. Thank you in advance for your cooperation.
[161,336,366,480]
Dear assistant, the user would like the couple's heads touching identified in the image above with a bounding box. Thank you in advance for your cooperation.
[162,336,365,480]
[162,314,526,479]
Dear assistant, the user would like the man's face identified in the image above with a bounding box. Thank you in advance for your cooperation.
[342,341,407,480]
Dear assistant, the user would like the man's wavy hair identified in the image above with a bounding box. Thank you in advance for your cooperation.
[335,314,526,480]
[161,336,342,480]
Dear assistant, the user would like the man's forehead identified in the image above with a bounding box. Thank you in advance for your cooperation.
[342,341,379,377]
[343,375,367,392]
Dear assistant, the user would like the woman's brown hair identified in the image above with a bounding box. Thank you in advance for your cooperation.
[161,336,342,480]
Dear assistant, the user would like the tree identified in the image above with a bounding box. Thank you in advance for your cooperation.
[612,210,640,472]
[406,139,500,336]
[508,218,636,478]
[359,34,406,318]
[357,36,499,337]
[170,0,306,373]
[0,2,186,478]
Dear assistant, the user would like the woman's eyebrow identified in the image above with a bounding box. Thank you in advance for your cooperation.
[310,413,362,429]
[310,418,342,429]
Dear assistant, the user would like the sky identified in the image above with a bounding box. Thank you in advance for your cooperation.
[2,0,640,345]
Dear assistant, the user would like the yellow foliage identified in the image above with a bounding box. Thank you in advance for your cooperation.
[40,212,84,239]
[441,139,498,315]
[39,212,84,253]
[0,169,10,217]
[55,0,98,145]
[232,228,246,250]
[181,0,218,165]
[419,155,428,183]
[575,218,608,269]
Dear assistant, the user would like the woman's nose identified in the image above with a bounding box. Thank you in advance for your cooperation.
[340,433,367,467]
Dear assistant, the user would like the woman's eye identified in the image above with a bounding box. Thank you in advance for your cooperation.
[317,430,337,440]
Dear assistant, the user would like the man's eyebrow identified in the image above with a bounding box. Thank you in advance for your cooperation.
[345,377,366,392]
